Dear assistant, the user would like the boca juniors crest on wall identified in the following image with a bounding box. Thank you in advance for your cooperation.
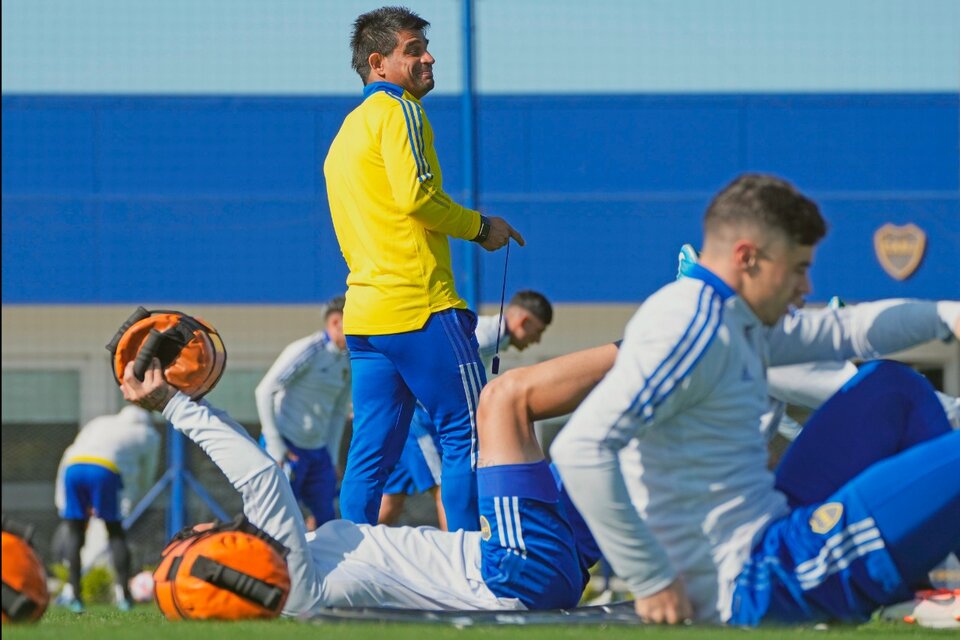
[873,223,926,281]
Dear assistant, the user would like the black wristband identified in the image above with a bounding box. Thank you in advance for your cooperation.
[472,216,491,244]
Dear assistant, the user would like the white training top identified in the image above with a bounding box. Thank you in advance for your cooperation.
[474,314,511,373]
[552,270,958,623]
[162,393,524,615]
[255,331,351,462]
[55,406,160,514]
[763,360,859,440]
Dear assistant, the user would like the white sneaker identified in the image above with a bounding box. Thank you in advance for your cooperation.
[880,589,960,629]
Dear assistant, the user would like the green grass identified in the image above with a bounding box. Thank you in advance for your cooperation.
[3,605,955,640]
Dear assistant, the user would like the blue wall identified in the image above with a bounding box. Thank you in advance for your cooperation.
[3,94,957,304]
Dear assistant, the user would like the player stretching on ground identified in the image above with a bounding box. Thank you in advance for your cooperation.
[122,357,585,614]
[552,173,960,625]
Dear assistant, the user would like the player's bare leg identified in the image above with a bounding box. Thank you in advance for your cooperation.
[431,485,448,530]
[378,493,406,525]
[476,343,618,467]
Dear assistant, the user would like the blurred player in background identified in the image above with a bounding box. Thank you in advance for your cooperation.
[552,173,960,625]
[255,296,350,529]
[54,406,160,613]
[324,6,523,529]
[378,290,553,527]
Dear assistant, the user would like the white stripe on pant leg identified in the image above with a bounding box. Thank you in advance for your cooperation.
[799,538,886,590]
[797,528,883,586]
[501,497,517,549]
[511,497,527,558]
[796,518,878,574]
[494,495,507,547]
[416,434,443,485]
[458,363,480,469]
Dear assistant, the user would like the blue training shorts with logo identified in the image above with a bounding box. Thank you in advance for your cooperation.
[62,463,123,522]
[477,460,583,610]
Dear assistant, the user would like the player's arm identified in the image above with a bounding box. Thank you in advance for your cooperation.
[255,342,313,463]
[767,360,859,410]
[123,359,322,615]
[768,300,959,366]
[380,104,479,239]
[380,105,523,248]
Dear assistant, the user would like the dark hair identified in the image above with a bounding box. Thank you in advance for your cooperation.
[509,290,553,325]
[704,174,827,246]
[325,295,346,319]
[351,6,430,81]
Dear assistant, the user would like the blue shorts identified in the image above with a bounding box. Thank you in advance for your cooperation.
[62,463,123,522]
[259,436,338,525]
[730,363,960,625]
[383,405,442,496]
[731,486,912,625]
[478,461,583,610]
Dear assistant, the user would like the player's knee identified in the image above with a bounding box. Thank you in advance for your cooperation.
[478,370,531,423]
[859,359,930,392]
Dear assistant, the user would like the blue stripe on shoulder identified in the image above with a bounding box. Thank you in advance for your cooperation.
[628,284,725,423]
[386,94,428,181]
[275,336,326,384]
[409,101,432,179]
[647,292,724,418]
[625,283,709,416]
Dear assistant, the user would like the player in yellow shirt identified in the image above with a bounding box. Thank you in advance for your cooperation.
[324,6,523,530]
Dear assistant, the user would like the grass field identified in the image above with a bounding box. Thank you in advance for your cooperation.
[3,605,954,640]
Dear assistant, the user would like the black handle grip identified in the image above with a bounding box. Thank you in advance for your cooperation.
[133,329,165,381]
[106,306,151,355]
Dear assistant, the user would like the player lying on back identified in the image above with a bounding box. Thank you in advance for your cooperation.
[552,173,960,625]
[121,357,588,614]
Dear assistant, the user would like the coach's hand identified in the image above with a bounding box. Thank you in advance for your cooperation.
[633,578,693,624]
[481,216,525,251]
[121,358,177,412]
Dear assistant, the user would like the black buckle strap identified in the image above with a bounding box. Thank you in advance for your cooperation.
[169,515,289,558]
[1,581,38,621]
[189,556,284,611]
[1,514,35,545]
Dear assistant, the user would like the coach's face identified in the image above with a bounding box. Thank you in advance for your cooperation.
[373,29,435,99]
[740,235,814,325]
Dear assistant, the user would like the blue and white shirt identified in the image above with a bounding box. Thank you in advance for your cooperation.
[552,264,958,622]
[255,331,351,463]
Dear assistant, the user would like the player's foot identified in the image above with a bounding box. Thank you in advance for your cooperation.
[66,599,86,614]
[880,589,960,629]
[117,598,133,612]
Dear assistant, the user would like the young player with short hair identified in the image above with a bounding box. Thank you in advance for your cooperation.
[552,173,960,625]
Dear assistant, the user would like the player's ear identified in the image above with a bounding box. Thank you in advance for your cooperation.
[368,52,385,77]
[732,240,758,272]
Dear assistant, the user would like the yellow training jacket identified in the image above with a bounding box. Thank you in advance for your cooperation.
[324,82,481,335]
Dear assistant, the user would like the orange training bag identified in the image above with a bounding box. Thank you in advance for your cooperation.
[153,515,290,621]
[107,307,227,400]
[1,516,49,624]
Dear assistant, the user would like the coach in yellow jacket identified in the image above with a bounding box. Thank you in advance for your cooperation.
[324,6,523,530]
